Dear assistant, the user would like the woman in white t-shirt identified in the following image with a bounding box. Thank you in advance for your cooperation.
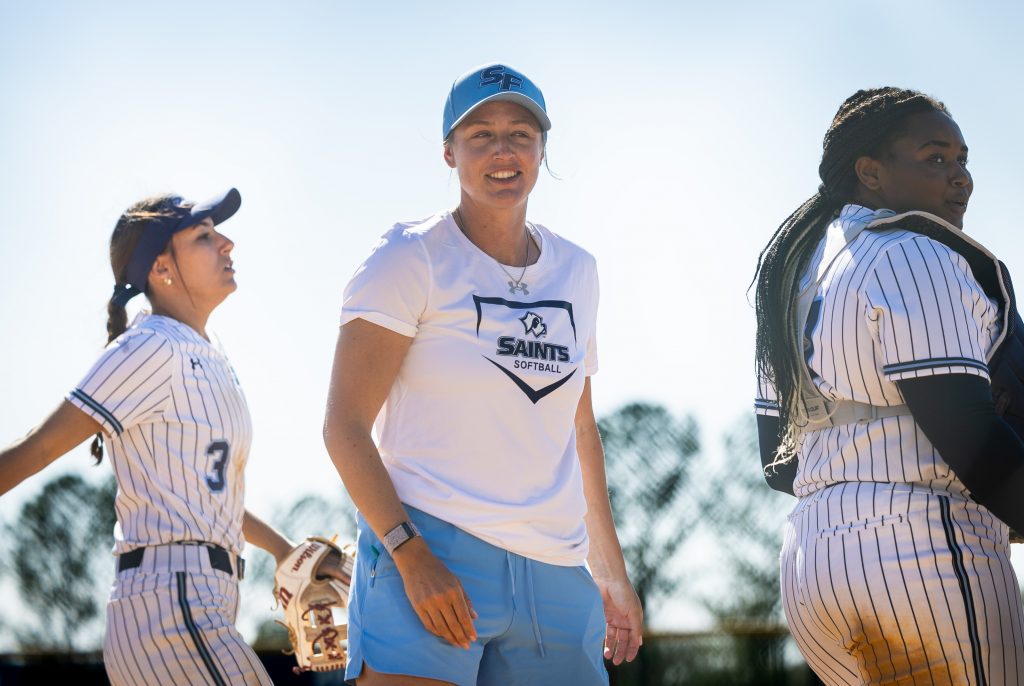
[324,63,642,686]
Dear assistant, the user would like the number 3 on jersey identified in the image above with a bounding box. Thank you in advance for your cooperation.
[206,440,230,492]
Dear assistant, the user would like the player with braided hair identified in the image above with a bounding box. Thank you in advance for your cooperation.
[753,89,1024,684]
[755,89,953,457]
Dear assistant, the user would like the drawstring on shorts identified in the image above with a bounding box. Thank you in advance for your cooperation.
[506,551,546,657]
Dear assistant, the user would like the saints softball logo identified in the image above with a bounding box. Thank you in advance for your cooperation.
[474,296,577,404]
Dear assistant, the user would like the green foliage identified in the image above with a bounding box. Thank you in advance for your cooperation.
[599,402,701,612]
[3,473,116,651]
[599,408,810,683]
[698,415,794,626]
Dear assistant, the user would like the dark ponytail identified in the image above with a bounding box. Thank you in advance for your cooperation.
[90,194,179,464]
[753,88,950,462]
[105,294,129,345]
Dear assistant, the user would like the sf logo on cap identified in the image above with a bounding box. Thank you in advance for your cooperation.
[480,66,523,91]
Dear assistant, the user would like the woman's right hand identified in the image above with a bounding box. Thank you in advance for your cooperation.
[324,320,478,645]
[391,537,478,649]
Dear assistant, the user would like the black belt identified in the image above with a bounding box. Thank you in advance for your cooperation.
[118,543,245,579]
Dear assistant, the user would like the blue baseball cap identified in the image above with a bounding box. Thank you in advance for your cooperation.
[112,188,241,306]
[442,63,551,141]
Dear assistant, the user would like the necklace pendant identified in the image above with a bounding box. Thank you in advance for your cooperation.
[508,281,529,296]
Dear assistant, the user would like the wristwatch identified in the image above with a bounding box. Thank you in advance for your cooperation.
[382,521,421,555]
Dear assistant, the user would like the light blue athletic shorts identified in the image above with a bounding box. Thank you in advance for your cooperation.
[344,506,608,686]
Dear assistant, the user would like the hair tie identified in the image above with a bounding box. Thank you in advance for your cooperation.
[110,283,140,307]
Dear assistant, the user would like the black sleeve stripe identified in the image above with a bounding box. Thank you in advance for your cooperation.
[883,358,989,374]
[70,388,124,435]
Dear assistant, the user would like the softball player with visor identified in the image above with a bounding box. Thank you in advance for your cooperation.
[753,88,1024,685]
[0,190,344,685]
[324,63,643,685]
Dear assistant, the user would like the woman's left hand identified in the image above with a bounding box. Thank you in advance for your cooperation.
[594,576,643,665]
[315,546,353,586]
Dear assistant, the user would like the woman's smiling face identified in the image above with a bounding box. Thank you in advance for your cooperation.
[444,100,544,212]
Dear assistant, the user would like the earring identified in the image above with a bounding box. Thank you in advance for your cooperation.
[163,277,173,286]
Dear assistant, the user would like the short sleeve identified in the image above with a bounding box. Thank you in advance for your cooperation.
[340,228,431,338]
[863,235,995,382]
[584,256,599,376]
[67,330,174,437]
[754,371,780,417]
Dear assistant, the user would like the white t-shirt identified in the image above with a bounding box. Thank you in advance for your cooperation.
[755,204,1001,497]
[68,313,251,555]
[341,211,599,566]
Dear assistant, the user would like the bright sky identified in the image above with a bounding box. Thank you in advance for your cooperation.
[3,0,1024,639]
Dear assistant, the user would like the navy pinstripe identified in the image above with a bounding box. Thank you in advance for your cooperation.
[757,206,1024,684]
[940,496,987,686]
[176,572,226,686]
[64,313,270,685]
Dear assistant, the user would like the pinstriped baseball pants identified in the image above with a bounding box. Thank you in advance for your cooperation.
[781,483,1024,686]
[103,544,272,686]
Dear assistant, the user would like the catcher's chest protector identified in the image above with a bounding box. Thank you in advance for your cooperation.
[869,212,1024,440]
[798,210,1024,437]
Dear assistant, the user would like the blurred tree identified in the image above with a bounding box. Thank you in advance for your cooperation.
[700,414,793,625]
[0,472,359,656]
[598,402,701,614]
[696,414,797,685]
[3,473,116,651]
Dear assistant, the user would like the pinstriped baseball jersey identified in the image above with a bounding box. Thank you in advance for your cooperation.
[755,205,1024,685]
[67,312,250,556]
[755,204,1001,497]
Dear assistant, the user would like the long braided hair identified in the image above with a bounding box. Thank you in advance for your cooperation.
[753,88,950,462]
[89,194,181,464]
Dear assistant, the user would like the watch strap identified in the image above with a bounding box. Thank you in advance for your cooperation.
[382,520,421,555]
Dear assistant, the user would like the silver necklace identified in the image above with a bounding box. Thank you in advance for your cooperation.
[454,208,532,295]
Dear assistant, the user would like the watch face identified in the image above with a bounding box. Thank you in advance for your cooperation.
[384,521,420,554]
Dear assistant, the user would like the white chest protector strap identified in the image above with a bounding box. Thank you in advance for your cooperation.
[795,210,1013,434]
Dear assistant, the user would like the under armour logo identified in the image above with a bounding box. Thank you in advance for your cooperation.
[519,312,547,338]
[508,281,529,296]
[480,65,523,92]
[190,357,202,371]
